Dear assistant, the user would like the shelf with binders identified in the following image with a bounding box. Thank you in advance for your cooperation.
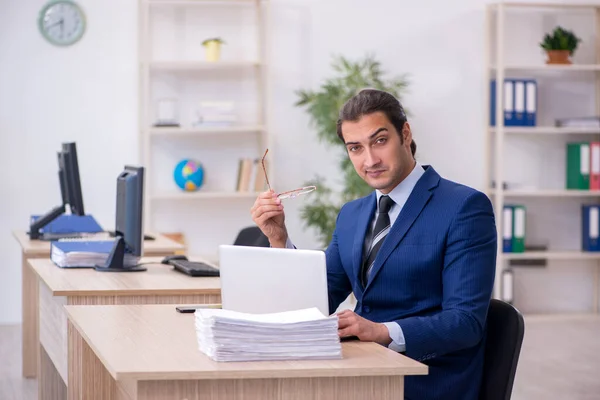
[501,202,600,256]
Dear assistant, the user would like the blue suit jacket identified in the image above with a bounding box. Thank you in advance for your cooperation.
[325,165,497,400]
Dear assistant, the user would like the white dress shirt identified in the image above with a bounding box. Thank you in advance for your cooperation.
[286,161,426,353]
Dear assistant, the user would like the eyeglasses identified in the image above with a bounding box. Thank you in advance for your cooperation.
[261,149,316,200]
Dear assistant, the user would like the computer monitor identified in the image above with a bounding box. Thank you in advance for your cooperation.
[28,142,86,239]
[62,142,85,215]
[95,166,146,272]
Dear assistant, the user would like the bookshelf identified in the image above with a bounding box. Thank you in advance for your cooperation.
[138,0,272,256]
[486,2,600,314]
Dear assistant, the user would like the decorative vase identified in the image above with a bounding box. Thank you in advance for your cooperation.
[545,50,571,65]
[204,41,221,62]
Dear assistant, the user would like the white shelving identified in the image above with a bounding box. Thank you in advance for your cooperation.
[490,189,600,197]
[486,2,600,313]
[490,126,600,135]
[139,0,272,254]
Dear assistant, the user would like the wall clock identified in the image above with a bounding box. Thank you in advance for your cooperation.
[38,1,86,47]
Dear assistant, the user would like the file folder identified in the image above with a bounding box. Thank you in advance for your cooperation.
[582,205,600,252]
[29,214,103,234]
[512,205,526,253]
[503,205,513,252]
[490,79,515,126]
[514,80,525,126]
[566,142,590,190]
[591,142,600,190]
[525,80,537,126]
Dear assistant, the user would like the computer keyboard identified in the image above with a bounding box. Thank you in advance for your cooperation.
[170,260,220,277]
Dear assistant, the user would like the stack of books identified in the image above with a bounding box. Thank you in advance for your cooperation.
[194,307,342,362]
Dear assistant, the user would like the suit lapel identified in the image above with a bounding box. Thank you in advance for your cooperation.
[352,192,376,296]
[364,166,440,293]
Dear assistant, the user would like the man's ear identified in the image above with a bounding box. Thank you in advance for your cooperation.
[402,122,412,145]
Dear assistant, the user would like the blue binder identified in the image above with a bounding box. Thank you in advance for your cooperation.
[502,205,513,252]
[525,79,537,126]
[582,205,600,252]
[490,79,516,127]
[30,214,103,234]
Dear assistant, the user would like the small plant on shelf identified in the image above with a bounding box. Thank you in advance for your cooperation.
[539,26,581,65]
[202,37,225,62]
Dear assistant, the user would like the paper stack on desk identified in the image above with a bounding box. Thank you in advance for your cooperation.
[194,307,342,362]
[50,240,137,268]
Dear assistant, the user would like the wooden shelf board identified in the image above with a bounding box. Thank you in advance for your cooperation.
[152,191,259,200]
[490,126,600,135]
[149,125,264,137]
[491,64,600,71]
[490,189,600,197]
[502,251,600,260]
[148,61,260,71]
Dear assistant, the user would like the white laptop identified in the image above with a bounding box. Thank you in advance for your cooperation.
[218,245,330,316]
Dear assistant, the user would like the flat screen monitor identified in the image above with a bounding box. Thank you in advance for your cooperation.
[95,166,146,272]
[61,142,85,216]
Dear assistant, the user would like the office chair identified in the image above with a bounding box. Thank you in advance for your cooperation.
[233,226,270,247]
[479,299,525,400]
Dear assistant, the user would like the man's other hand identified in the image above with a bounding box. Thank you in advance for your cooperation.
[336,309,392,346]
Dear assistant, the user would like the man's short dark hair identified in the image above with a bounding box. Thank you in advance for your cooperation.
[336,89,416,157]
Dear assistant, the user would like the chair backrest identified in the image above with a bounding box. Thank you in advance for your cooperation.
[479,299,525,400]
[232,226,270,247]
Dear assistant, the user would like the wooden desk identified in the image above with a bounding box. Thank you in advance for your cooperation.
[13,228,185,380]
[30,257,220,400]
[65,304,427,400]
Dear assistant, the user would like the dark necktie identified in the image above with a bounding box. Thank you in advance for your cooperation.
[361,195,395,287]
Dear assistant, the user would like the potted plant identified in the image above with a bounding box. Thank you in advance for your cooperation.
[540,26,581,65]
[202,37,225,62]
[295,54,410,248]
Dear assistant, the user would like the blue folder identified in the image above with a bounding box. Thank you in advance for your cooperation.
[30,214,103,234]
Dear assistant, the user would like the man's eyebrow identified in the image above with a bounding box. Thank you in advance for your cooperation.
[345,127,388,146]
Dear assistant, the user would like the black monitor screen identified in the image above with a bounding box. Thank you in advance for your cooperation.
[115,166,144,257]
[57,152,68,206]
[62,142,85,216]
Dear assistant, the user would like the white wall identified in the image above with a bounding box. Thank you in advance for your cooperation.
[0,0,138,324]
[1,0,598,324]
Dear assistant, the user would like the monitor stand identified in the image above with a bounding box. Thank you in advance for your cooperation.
[28,204,66,240]
[94,236,146,272]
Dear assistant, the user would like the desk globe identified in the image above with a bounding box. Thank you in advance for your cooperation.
[174,159,204,191]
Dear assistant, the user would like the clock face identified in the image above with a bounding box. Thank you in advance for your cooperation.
[38,1,86,46]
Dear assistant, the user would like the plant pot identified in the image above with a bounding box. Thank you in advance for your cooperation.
[204,41,221,62]
[545,50,571,65]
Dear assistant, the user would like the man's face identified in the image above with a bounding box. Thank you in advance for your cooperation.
[341,111,414,194]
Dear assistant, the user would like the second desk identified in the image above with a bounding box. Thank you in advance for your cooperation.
[13,230,185,379]
[28,257,221,400]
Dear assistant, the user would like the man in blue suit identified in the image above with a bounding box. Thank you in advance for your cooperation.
[251,89,497,400]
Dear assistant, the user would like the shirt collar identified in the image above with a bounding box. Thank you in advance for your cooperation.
[375,161,425,210]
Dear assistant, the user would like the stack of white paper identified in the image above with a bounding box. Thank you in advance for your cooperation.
[194,307,342,362]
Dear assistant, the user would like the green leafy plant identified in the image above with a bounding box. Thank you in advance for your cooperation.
[540,26,581,55]
[202,37,225,46]
[294,54,410,248]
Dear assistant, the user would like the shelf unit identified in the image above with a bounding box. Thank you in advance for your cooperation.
[486,2,600,313]
[138,0,272,253]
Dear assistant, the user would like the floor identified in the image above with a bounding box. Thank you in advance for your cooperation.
[1,314,599,400]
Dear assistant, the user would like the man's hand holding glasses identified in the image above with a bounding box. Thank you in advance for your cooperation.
[250,149,316,248]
